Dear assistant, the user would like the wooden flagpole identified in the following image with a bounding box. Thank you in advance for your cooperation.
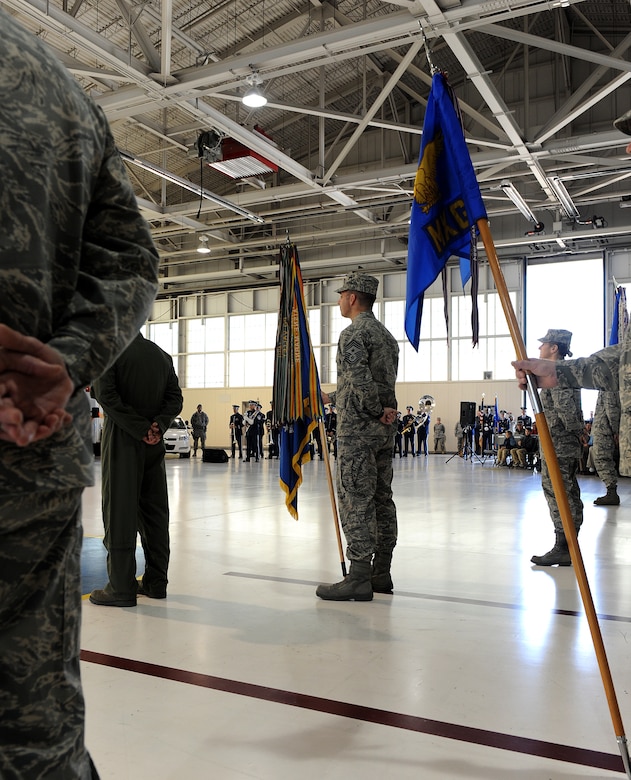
[477,218,631,776]
[318,419,347,577]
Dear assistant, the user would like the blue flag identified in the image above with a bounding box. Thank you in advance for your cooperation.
[273,243,323,520]
[494,397,500,432]
[405,72,487,350]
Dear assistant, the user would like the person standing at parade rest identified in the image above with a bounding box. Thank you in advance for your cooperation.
[91,333,183,605]
[243,401,259,461]
[512,106,631,510]
[498,410,511,433]
[0,10,160,777]
[433,417,446,453]
[229,404,244,459]
[528,329,584,566]
[190,403,209,457]
[316,272,399,601]
[454,420,464,456]
[517,406,532,429]
[255,403,266,459]
[402,405,415,456]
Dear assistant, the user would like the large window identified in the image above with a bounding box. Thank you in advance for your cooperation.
[228,312,278,386]
[185,318,225,388]
[450,291,515,381]
[384,299,449,382]
[526,256,604,415]
[146,322,179,360]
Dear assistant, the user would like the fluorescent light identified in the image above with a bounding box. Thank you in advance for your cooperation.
[548,175,581,220]
[119,150,264,224]
[500,180,542,228]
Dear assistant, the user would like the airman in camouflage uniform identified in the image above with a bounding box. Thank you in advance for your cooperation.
[591,390,621,505]
[0,10,159,779]
[531,330,584,567]
[316,273,399,601]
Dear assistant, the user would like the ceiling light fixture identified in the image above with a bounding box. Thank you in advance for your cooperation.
[242,72,267,108]
[548,175,581,221]
[500,180,544,232]
[197,235,211,254]
[119,150,264,224]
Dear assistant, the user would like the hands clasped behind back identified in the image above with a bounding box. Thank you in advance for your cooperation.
[0,324,73,446]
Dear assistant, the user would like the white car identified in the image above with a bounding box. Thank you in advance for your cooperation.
[164,417,192,458]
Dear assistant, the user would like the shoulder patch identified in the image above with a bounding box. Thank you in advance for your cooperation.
[342,337,364,366]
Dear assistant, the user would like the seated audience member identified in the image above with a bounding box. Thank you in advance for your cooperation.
[513,420,526,439]
[521,427,539,470]
[496,431,518,466]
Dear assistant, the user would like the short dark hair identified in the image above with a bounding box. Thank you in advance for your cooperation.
[353,290,376,308]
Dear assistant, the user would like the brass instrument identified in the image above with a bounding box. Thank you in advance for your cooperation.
[414,395,436,430]
[401,395,435,434]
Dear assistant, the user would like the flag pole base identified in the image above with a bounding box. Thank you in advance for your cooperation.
[618,736,631,777]
[340,560,347,578]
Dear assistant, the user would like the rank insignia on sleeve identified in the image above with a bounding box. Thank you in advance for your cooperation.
[343,338,363,365]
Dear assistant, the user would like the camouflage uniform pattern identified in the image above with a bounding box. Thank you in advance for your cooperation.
[591,390,620,489]
[0,10,159,778]
[556,328,631,477]
[540,385,584,533]
[554,334,631,476]
[329,311,399,561]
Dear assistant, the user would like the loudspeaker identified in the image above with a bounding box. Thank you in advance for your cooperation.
[460,401,476,427]
[202,448,229,463]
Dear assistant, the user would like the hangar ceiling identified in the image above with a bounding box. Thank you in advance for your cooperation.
[4,0,631,295]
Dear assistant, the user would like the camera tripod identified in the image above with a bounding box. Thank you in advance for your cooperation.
[445,426,485,464]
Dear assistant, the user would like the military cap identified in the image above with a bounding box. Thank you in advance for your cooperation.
[538,328,573,357]
[406,405,413,410]
[232,404,239,408]
[336,271,379,297]
[614,109,631,136]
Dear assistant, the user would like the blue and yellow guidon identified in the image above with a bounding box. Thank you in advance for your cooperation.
[414,131,443,214]
[405,73,487,351]
[414,129,473,257]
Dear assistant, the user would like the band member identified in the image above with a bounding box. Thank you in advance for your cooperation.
[229,404,244,459]
[402,405,416,456]
[244,401,259,461]
[266,401,280,459]
[255,403,266,459]
[393,411,403,457]
[416,412,429,456]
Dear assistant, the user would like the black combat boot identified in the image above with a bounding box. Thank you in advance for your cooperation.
[531,531,572,566]
[594,485,620,506]
[371,552,394,594]
[316,560,373,601]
